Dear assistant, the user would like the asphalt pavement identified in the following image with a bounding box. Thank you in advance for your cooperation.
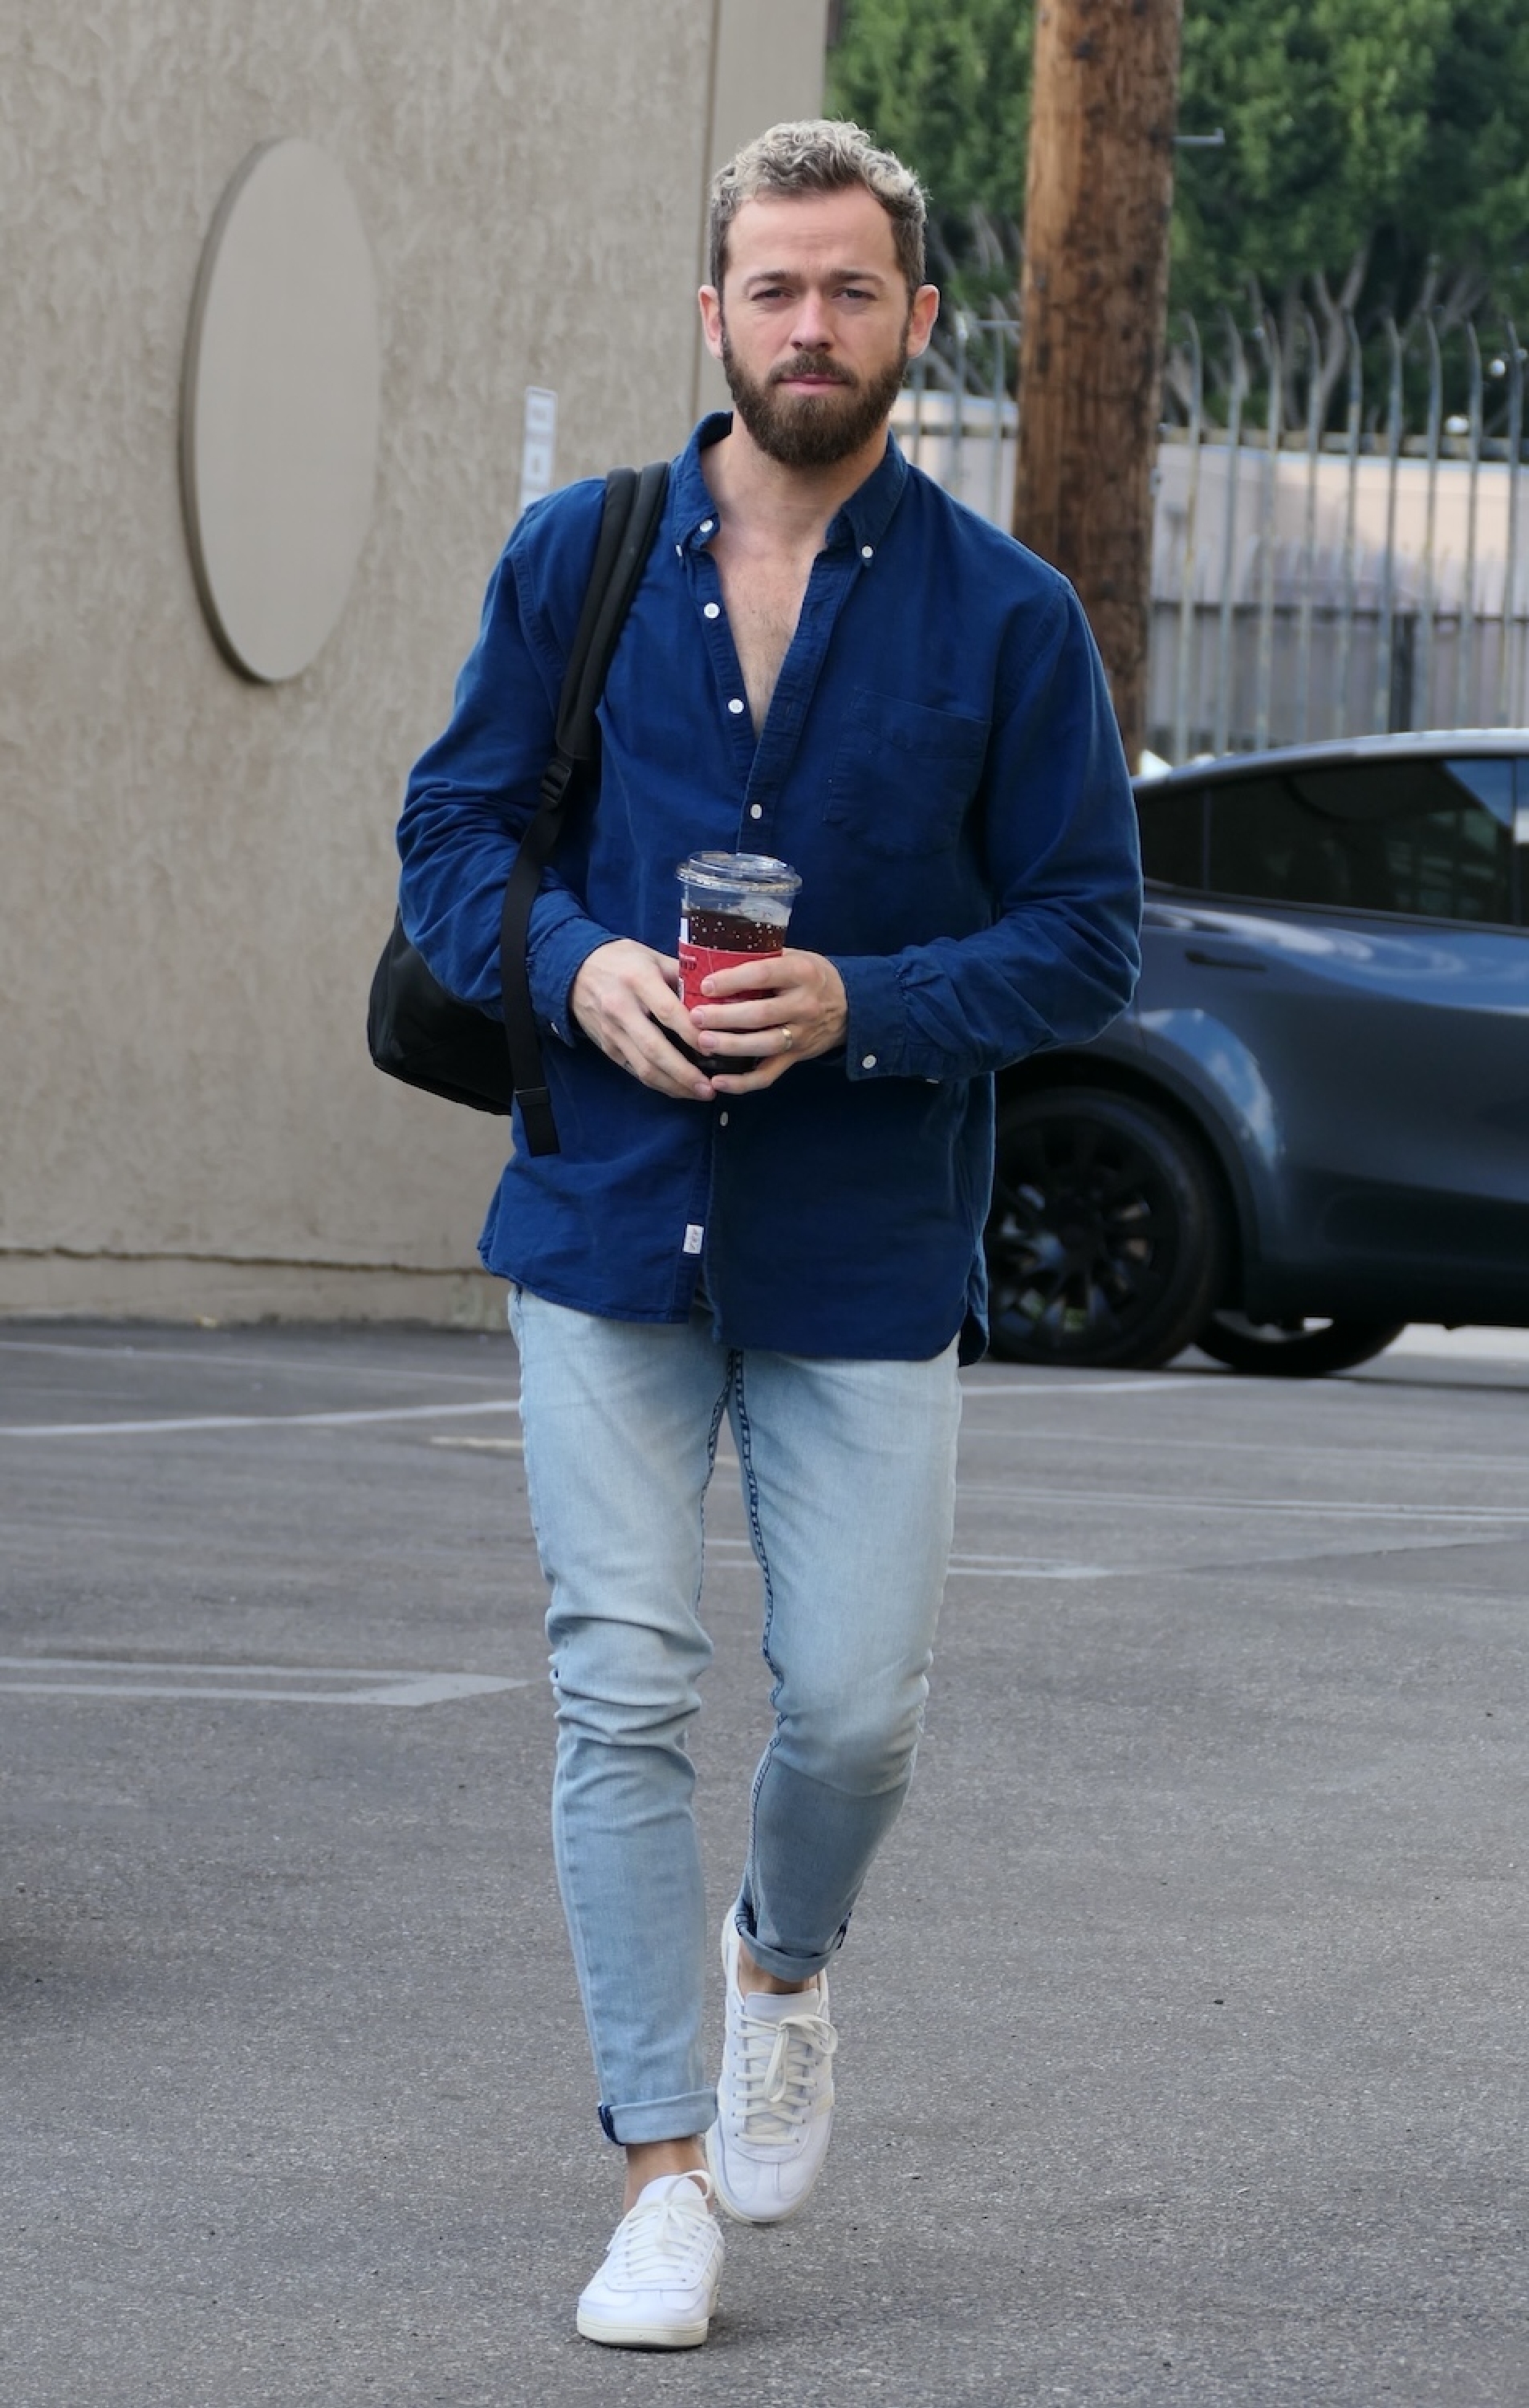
[2,1318,1527,2406]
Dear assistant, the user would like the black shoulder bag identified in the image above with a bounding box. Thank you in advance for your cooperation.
[367,459,671,1155]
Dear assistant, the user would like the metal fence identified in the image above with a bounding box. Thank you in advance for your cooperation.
[894,310,1529,762]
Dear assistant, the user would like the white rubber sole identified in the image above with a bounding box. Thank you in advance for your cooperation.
[575,2307,712,2349]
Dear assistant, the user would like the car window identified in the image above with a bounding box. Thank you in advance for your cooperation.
[1206,759,1518,924]
[1136,783,1206,889]
[1444,755,1515,829]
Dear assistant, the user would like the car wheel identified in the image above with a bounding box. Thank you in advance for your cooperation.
[984,1087,1226,1368]
[1193,1314,1405,1377]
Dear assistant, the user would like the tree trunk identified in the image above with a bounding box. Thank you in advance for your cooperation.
[1014,0,1183,767]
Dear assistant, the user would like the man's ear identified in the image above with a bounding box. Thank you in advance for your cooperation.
[698,286,725,363]
[906,283,941,363]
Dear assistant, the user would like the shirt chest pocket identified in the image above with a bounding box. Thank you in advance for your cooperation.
[824,689,990,858]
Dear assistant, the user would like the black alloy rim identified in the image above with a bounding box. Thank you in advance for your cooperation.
[986,1114,1179,1352]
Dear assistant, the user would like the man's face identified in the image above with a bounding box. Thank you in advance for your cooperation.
[701,187,938,471]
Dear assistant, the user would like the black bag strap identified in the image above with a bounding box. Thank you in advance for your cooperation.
[499,459,670,1157]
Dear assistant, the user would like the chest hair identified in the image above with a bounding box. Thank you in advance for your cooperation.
[713,539,819,735]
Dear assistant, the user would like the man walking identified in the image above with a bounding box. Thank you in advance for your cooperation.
[396,120,1141,2347]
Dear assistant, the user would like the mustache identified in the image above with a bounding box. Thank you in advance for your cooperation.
[768,352,856,388]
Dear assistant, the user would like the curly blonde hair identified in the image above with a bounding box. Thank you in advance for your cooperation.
[708,119,928,299]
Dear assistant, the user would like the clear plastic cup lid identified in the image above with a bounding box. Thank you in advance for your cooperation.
[675,850,802,901]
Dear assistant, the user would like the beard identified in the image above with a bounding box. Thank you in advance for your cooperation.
[720,323,911,469]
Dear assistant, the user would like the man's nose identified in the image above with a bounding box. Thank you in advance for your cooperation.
[789,290,833,348]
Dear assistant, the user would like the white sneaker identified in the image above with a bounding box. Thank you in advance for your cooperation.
[704,1915,838,2223]
[575,2171,723,2349]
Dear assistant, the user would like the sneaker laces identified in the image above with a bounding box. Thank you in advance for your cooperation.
[608,2178,717,2281]
[728,1999,838,2146]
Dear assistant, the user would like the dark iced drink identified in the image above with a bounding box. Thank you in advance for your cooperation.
[676,852,803,1073]
[681,908,787,958]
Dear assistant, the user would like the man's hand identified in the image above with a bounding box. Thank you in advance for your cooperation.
[689,950,849,1093]
[570,940,717,1100]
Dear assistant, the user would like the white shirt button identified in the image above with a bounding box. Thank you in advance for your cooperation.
[699,519,715,536]
[718,1110,730,1126]
[703,601,721,620]
[860,543,874,560]
[728,698,746,715]
[861,1053,877,1069]
[749,803,763,820]
[674,542,683,557]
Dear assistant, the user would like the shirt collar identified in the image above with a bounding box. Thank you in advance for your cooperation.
[673,413,909,555]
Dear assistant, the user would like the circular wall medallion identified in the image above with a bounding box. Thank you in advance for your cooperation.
[181,140,380,683]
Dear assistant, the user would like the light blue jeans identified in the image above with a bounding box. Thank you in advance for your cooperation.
[508,1287,962,2146]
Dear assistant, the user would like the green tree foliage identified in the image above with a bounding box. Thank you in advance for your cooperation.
[1173,0,1529,338]
[827,0,1529,348]
[825,0,1033,315]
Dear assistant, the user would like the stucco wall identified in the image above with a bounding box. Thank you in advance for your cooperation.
[0,0,827,1323]
[692,0,837,419]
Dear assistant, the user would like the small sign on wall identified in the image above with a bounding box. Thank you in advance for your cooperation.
[518,387,558,517]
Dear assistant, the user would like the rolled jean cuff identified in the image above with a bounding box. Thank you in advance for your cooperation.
[734,1893,848,1984]
[599,2088,718,2147]
[736,1928,843,1984]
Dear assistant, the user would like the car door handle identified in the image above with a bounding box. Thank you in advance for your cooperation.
[1185,948,1268,972]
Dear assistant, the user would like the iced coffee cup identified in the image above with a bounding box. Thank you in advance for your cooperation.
[676,851,803,1072]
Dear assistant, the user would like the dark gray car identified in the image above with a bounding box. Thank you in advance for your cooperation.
[983,733,1529,1373]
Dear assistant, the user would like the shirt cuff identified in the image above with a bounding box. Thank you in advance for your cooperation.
[832,955,909,1079]
[527,905,618,1048]
[833,950,1055,1084]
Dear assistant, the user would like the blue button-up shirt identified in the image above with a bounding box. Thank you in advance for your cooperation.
[398,415,1141,1361]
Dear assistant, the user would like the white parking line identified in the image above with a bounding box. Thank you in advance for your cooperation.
[698,1533,1114,1580]
[430,1435,523,1454]
[960,1376,1189,1397]
[944,1556,1116,1580]
[954,1485,1529,1522]
[0,1398,522,1438]
[1387,1327,1529,1364]
[0,1656,528,1706]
